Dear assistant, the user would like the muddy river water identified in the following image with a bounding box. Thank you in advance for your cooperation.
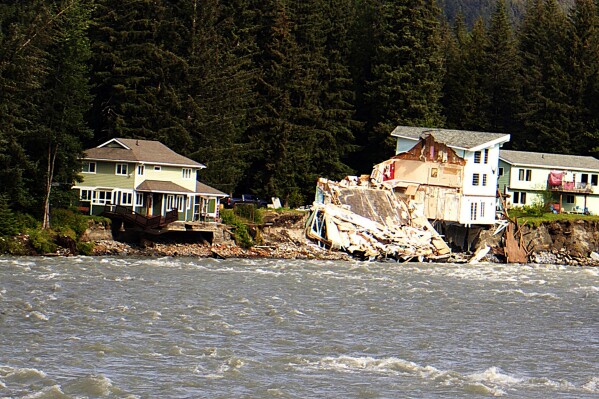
[1,257,597,398]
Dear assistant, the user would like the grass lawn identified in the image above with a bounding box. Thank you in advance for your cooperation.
[507,210,599,227]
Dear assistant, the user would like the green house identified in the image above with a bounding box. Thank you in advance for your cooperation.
[73,138,227,223]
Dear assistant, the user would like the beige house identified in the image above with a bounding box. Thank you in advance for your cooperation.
[498,150,599,214]
[73,138,227,223]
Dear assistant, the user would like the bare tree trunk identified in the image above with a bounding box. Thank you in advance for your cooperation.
[42,142,57,230]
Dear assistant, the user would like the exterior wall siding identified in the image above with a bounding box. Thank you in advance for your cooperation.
[79,161,135,189]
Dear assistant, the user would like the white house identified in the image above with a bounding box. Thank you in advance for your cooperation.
[386,126,510,225]
[498,150,599,214]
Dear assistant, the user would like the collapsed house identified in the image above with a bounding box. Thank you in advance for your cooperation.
[306,177,451,261]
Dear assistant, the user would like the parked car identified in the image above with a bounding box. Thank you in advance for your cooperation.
[225,194,269,208]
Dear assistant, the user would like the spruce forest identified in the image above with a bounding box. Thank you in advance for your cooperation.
[0,0,598,219]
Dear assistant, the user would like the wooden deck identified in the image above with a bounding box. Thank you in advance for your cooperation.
[102,205,178,230]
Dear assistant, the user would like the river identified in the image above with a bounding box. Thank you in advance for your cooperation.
[0,257,597,398]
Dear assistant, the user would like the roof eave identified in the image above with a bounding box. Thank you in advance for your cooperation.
[97,138,131,150]
[468,135,511,152]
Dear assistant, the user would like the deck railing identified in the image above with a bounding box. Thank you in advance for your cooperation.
[103,205,178,229]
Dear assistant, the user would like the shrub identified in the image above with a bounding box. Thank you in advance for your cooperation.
[220,209,254,248]
[27,229,57,254]
[77,241,95,255]
[521,202,546,217]
[0,236,30,255]
[51,208,88,237]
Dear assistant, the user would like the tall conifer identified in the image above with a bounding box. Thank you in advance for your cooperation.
[362,0,445,167]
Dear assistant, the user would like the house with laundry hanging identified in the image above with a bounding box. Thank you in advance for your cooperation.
[72,138,227,228]
[371,126,510,226]
[498,150,599,214]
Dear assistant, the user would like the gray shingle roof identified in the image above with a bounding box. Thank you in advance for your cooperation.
[84,138,205,168]
[390,126,510,150]
[196,181,228,197]
[500,150,599,172]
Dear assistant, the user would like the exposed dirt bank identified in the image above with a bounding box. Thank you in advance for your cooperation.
[6,213,599,265]
[476,219,599,266]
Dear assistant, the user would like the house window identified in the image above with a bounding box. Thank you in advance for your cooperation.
[498,167,504,177]
[135,193,144,207]
[82,162,96,173]
[137,165,145,176]
[116,163,128,176]
[484,149,489,164]
[580,174,589,184]
[470,202,478,221]
[513,191,527,205]
[472,173,480,186]
[518,169,532,181]
[482,174,488,186]
[92,190,112,205]
[176,195,185,212]
[592,174,598,186]
[154,165,161,171]
[474,151,481,164]
[80,189,92,200]
[166,195,176,210]
[566,195,575,204]
[480,201,486,218]
[121,192,133,206]
[182,168,192,179]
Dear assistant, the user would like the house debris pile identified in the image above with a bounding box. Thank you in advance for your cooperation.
[306,177,451,261]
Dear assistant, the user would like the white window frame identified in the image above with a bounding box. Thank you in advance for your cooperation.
[472,173,480,186]
[480,201,486,218]
[470,202,478,221]
[115,163,128,176]
[137,165,145,176]
[182,168,192,179]
[474,151,481,164]
[154,165,161,172]
[176,195,185,212]
[135,193,144,207]
[80,189,92,200]
[518,169,532,181]
[484,149,489,164]
[120,192,133,206]
[92,190,112,205]
[513,191,527,205]
[82,162,96,174]
[482,174,487,186]
[166,194,176,210]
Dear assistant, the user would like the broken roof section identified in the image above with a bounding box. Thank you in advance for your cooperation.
[308,177,450,261]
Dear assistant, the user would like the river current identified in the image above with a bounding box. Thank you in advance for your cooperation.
[0,257,597,398]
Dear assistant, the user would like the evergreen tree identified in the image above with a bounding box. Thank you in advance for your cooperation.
[89,0,190,149]
[27,0,94,228]
[0,2,52,212]
[0,195,18,236]
[184,0,256,194]
[481,0,520,134]
[442,15,490,130]
[362,0,445,167]
[567,0,599,155]
[517,0,573,152]
[245,0,307,205]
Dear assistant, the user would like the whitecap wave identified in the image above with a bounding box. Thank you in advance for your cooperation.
[300,356,590,395]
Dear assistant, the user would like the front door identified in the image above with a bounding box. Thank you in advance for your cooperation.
[152,194,163,217]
